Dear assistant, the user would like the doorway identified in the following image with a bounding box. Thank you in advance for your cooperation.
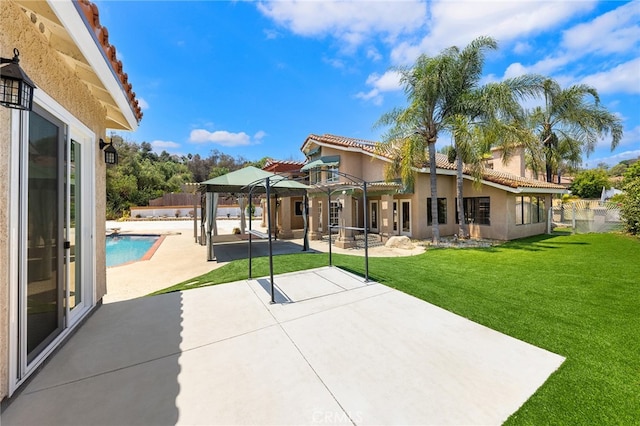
[14,105,90,380]
[400,200,411,236]
[369,200,379,233]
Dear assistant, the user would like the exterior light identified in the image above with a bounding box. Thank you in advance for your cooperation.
[0,48,36,111]
[99,138,118,165]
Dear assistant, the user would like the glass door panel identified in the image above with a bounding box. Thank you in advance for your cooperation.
[401,200,411,236]
[393,201,398,233]
[370,201,379,232]
[26,110,64,363]
[67,140,81,311]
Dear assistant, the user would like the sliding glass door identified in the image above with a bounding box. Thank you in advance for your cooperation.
[25,108,65,363]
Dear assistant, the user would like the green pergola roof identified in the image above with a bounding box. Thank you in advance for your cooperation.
[199,166,308,195]
[300,155,340,171]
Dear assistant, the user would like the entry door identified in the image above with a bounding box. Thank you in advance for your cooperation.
[369,200,379,233]
[400,200,411,236]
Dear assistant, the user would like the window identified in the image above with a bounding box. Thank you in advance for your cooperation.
[329,201,340,226]
[427,198,447,225]
[310,168,321,184]
[294,201,304,216]
[457,197,490,225]
[515,195,545,225]
[327,166,339,183]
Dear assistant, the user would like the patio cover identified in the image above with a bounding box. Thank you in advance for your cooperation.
[199,166,309,261]
[200,166,308,196]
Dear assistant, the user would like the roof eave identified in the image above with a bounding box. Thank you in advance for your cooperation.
[48,0,138,131]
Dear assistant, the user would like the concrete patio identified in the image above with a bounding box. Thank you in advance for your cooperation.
[2,266,564,425]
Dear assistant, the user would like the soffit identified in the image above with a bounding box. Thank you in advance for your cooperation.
[15,0,142,130]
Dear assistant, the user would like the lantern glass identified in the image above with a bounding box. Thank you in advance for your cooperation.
[0,50,36,111]
[104,144,118,165]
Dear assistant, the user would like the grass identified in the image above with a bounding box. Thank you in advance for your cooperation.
[153,231,640,425]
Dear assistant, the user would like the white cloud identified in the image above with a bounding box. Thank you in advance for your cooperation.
[355,70,402,105]
[561,2,640,56]
[584,149,640,167]
[498,2,640,97]
[513,41,532,55]
[151,140,180,150]
[189,129,262,147]
[323,56,346,69]
[391,0,596,65]
[579,58,640,95]
[256,0,426,49]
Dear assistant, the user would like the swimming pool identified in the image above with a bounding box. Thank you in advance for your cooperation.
[106,234,162,267]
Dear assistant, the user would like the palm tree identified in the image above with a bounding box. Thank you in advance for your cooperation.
[526,79,623,183]
[376,37,493,243]
[446,75,545,238]
[376,36,542,243]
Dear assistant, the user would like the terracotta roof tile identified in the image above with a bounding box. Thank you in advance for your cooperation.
[263,159,306,173]
[303,133,565,191]
[77,0,142,123]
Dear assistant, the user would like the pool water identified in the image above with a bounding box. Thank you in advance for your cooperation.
[106,235,160,267]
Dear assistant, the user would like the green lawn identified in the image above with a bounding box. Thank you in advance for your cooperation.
[154,231,640,424]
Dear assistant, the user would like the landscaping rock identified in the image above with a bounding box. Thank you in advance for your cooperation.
[385,235,415,250]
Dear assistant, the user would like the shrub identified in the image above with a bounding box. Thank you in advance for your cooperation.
[620,162,640,235]
[569,169,611,199]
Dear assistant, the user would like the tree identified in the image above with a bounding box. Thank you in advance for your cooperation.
[620,162,640,235]
[525,79,623,183]
[375,37,487,243]
[569,169,611,199]
[444,51,544,238]
[376,36,541,242]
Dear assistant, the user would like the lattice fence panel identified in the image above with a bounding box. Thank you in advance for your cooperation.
[552,200,622,233]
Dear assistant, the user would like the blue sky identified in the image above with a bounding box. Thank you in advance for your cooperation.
[95,0,640,168]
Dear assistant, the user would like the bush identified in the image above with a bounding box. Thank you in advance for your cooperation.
[569,169,611,199]
[620,163,640,235]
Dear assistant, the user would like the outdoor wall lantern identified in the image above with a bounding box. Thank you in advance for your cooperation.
[99,138,118,165]
[0,48,36,111]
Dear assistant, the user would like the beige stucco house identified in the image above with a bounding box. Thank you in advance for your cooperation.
[298,134,566,247]
[0,0,141,401]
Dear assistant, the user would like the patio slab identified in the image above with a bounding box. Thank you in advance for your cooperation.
[2,267,564,425]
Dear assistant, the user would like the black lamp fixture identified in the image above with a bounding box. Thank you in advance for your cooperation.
[0,48,36,111]
[99,138,118,165]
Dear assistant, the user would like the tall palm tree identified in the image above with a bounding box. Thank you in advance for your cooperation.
[376,36,542,243]
[526,79,623,183]
[447,75,545,238]
[376,37,498,243]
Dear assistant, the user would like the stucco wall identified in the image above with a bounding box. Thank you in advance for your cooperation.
[1,0,109,399]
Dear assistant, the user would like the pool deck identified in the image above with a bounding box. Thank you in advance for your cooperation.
[103,220,424,303]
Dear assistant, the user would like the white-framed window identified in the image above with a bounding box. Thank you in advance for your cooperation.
[326,166,339,183]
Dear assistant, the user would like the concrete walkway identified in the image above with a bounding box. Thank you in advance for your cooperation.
[3,266,564,425]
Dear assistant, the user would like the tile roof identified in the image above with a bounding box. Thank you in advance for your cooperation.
[263,159,306,173]
[77,0,143,123]
[303,133,566,191]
